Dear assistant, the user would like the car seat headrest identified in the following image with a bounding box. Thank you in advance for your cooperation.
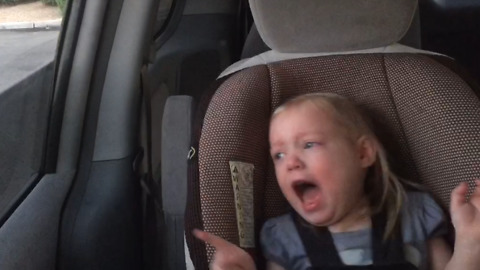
[249,0,418,53]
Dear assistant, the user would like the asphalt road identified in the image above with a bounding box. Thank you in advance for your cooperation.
[0,30,59,92]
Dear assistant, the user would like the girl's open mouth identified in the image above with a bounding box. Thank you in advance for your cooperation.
[292,180,322,211]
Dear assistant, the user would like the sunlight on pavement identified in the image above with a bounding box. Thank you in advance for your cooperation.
[0,1,62,23]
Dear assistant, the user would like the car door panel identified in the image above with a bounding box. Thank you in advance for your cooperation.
[0,172,75,270]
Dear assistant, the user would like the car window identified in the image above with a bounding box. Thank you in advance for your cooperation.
[0,0,63,222]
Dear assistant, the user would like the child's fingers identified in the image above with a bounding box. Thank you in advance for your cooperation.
[192,229,207,241]
[192,229,231,250]
[451,182,468,212]
[470,179,480,209]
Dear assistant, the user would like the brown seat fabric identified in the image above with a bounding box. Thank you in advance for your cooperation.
[186,53,480,269]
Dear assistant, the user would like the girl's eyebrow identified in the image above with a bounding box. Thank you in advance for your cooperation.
[295,130,326,139]
[269,142,284,149]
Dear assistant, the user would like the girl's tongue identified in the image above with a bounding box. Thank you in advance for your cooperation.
[294,182,322,211]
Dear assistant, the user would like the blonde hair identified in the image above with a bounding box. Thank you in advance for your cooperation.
[272,92,407,240]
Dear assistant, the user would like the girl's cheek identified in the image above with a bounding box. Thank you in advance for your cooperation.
[273,161,281,172]
[307,149,324,160]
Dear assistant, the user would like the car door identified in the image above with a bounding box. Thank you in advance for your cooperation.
[0,0,246,269]
[0,1,68,269]
[0,0,155,269]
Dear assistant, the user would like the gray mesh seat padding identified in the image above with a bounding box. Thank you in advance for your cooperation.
[185,53,480,269]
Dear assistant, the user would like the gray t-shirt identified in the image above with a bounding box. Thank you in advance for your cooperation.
[261,192,447,270]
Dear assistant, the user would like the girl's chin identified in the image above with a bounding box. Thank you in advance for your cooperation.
[297,209,334,227]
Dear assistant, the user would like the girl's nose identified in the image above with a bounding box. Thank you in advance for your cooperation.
[286,154,304,171]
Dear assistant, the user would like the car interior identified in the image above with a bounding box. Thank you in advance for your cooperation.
[0,0,478,270]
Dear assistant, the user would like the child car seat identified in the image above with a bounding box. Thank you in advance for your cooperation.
[240,3,422,59]
[161,0,480,269]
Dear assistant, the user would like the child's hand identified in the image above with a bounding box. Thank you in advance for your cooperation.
[193,229,256,270]
[450,180,480,246]
[445,180,480,270]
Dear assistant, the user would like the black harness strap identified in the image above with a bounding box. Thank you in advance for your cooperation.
[292,211,417,270]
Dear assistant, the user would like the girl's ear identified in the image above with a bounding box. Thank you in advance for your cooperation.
[357,136,377,168]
